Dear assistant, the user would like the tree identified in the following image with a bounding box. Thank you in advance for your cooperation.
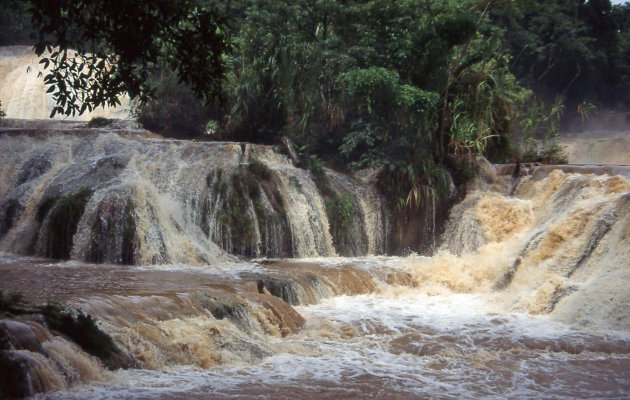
[28,0,231,117]
[134,71,217,139]
[490,0,627,108]
[0,0,32,46]
[223,0,526,210]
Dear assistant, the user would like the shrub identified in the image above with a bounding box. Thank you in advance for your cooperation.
[0,290,24,311]
[87,117,113,127]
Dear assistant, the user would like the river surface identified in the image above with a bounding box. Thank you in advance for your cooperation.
[1,124,630,398]
[2,254,629,400]
[57,296,630,400]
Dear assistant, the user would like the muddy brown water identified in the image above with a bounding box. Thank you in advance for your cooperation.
[1,254,629,400]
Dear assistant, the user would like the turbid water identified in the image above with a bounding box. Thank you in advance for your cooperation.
[0,124,630,399]
[1,155,630,398]
[2,253,629,399]
[1,44,629,399]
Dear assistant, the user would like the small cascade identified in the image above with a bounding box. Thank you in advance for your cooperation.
[0,255,412,398]
[324,168,386,256]
[411,163,630,330]
[0,125,394,264]
[1,162,630,399]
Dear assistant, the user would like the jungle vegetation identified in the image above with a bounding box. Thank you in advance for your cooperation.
[2,0,630,211]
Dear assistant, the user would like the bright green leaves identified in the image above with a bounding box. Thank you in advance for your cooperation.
[339,67,438,122]
[337,67,439,165]
[446,53,529,158]
[340,67,400,116]
[517,95,567,164]
[397,85,440,117]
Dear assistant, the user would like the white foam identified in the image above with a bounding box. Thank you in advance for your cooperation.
[38,292,630,400]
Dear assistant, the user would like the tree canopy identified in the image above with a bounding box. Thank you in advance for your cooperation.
[28,0,231,117]
[492,0,630,108]
[4,0,630,211]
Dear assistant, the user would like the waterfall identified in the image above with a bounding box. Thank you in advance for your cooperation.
[0,46,131,121]
[417,163,630,330]
[2,43,630,400]
[0,123,390,263]
[1,160,630,399]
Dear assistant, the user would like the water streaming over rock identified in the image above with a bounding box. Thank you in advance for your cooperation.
[1,128,630,398]
[0,124,392,264]
[433,163,630,330]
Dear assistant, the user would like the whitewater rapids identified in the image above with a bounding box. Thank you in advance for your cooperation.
[1,147,630,398]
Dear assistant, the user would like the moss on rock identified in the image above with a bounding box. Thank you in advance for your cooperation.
[38,187,93,259]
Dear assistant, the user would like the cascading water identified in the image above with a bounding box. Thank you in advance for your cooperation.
[1,122,630,398]
[0,122,388,263]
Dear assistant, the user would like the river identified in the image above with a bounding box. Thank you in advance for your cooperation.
[1,127,630,398]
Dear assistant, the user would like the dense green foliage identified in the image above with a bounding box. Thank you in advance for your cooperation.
[7,0,630,212]
[493,0,630,108]
[0,0,32,46]
[223,0,528,208]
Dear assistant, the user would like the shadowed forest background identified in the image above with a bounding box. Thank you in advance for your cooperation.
[1,0,630,213]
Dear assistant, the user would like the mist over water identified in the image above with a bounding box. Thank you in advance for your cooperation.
[560,111,630,165]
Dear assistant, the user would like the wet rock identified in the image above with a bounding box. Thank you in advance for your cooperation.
[0,320,45,353]
[547,285,578,313]
[36,188,93,259]
[43,153,130,198]
[0,350,33,399]
[84,194,136,265]
[567,208,616,277]
[40,305,135,370]
[257,278,299,305]
[15,152,52,186]
[201,294,247,322]
[494,258,521,290]
[280,136,301,166]
[0,198,22,238]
